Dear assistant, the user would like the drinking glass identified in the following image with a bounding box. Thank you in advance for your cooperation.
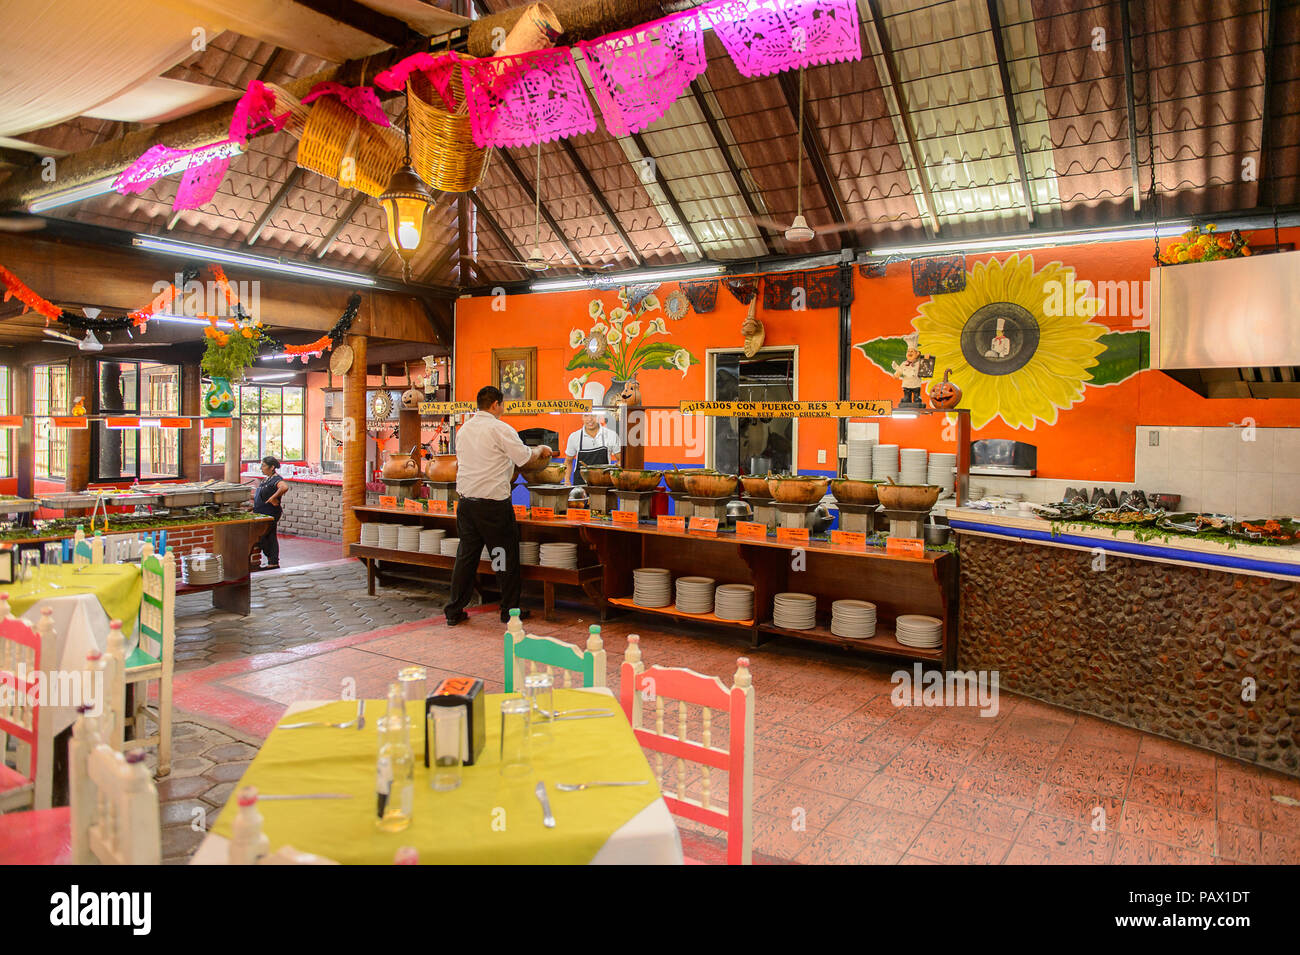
[427,705,465,792]
[19,550,38,584]
[499,698,532,778]
[42,543,62,586]
[523,672,554,745]
[398,666,427,703]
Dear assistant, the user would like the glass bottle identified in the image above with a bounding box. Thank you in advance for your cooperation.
[375,682,414,832]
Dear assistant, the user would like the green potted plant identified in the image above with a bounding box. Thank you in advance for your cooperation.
[201,317,265,416]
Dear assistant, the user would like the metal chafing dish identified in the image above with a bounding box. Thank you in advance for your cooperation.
[0,497,39,514]
[107,491,164,508]
[205,483,253,505]
[134,483,208,508]
[39,492,103,510]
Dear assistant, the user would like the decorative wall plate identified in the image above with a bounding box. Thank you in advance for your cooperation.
[370,389,393,420]
[329,343,354,376]
[664,289,690,321]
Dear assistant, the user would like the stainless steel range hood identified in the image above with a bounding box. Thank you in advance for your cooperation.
[1148,249,1300,398]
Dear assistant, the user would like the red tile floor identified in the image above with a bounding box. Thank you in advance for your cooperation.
[174,603,1300,865]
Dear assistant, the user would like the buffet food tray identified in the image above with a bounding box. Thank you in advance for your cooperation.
[135,484,208,508]
[39,492,102,510]
[0,497,39,513]
[205,483,253,505]
[107,492,163,508]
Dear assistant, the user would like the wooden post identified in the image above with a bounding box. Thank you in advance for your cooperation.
[341,334,368,553]
[224,418,241,483]
[180,365,201,481]
[398,408,420,453]
[14,367,33,500]
[66,357,94,492]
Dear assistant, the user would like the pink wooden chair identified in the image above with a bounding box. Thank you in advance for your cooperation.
[0,607,57,812]
[619,635,755,865]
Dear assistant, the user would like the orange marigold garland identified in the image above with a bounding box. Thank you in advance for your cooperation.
[0,265,65,322]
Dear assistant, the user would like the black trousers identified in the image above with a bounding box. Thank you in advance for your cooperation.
[254,508,280,564]
[446,497,521,616]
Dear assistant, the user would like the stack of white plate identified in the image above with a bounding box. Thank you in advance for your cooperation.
[397,525,421,552]
[927,453,957,494]
[872,444,899,482]
[675,576,716,614]
[440,537,460,557]
[419,528,445,553]
[377,524,400,550]
[540,542,577,569]
[846,439,877,481]
[773,592,817,630]
[632,567,671,607]
[830,599,877,639]
[896,614,943,648]
[714,583,755,621]
[519,541,541,565]
[360,523,379,547]
[183,553,223,586]
[900,448,928,485]
[967,485,984,500]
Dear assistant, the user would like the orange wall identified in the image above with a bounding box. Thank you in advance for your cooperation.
[456,227,1300,481]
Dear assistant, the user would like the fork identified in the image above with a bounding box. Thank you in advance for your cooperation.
[556,781,648,791]
[281,699,365,731]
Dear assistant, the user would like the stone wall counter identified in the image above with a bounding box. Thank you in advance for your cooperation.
[952,508,1299,777]
[279,476,345,541]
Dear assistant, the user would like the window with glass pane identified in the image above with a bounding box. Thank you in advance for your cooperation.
[0,367,10,477]
[232,383,306,463]
[94,360,180,481]
[33,364,69,479]
[200,428,227,464]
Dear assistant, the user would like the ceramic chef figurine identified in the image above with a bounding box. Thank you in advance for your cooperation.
[891,333,925,408]
[984,318,1011,360]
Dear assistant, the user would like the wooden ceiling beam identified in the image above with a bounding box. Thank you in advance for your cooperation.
[247,167,303,246]
[314,193,368,259]
[288,0,419,47]
[1119,0,1142,213]
[775,70,852,248]
[557,138,644,267]
[984,0,1035,224]
[468,192,529,281]
[627,131,708,259]
[496,146,585,268]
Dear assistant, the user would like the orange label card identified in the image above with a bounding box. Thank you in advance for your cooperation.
[657,515,686,532]
[566,508,591,522]
[52,417,87,429]
[688,516,719,536]
[831,530,866,548]
[379,495,398,509]
[735,521,767,540]
[429,499,448,514]
[886,537,926,559]
[204,417,232,429]
[513,504,528,519]
[532,506,554,521]
[159,418,191,429]
[403,498,424,513]
[105,417,140,429]
[0,415,20,429]
[777,526,810,544]
[612,510,638,525]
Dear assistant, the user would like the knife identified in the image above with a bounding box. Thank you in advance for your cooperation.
[259,793,353,801]
[535,782,556,828]
[553,713,614,721]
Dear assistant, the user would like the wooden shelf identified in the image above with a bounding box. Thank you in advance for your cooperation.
[757,619,944,661]
[606,595,754,629]
[177,574,250,596]
[348,543,598,584]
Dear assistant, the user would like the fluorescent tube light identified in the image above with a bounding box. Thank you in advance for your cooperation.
[529,263,724,293]
[154,313,235,329]
[868,222,1193,259]
[247,371,296,381]
[132,236,377,287]
[28,177,117,213]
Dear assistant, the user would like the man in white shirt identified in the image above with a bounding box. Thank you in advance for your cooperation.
[563,412,620,483]
[445,385,553,627]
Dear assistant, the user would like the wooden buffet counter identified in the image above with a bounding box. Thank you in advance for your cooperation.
[350,504,957,666]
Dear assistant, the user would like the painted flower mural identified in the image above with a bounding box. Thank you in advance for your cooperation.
[566,286,700,391]
[856,255,1149,430]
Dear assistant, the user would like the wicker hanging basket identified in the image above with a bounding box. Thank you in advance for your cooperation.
[297,96,404,197]
[263,83,311,138]
[407,52,488,193]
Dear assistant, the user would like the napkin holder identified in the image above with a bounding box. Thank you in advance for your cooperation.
[425,677,485,767]
[0,546,11,584]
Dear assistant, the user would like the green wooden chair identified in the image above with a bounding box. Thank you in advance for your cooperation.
[504,623,606,692]
[113,544,175,777]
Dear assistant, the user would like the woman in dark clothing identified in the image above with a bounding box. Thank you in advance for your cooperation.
[253,455,288,569]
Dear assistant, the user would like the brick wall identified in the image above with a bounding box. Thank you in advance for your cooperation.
[279,480,345,542]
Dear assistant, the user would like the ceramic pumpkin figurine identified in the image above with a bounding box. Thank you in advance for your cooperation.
[400,387,422,412]
[615,377,645,469]
[927,368,962,410]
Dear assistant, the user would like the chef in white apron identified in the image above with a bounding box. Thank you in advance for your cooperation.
[564,413,621,483]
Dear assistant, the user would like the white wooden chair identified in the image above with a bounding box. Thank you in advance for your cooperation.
[0,607,58,811]
[107,544,176,776]
[619,636,756,865]
[504,624,606,692]
[71,528,104,566]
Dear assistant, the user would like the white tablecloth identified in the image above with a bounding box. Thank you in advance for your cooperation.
[20,595,139,736]
[191,689,684,865]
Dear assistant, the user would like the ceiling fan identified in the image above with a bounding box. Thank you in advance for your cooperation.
[735,66,866,245]
[472,143,618,275]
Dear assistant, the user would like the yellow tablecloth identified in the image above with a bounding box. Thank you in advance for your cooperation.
[212,691,664,865]
[5,564,142,637]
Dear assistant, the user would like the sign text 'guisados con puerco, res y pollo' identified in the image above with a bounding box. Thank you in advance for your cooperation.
[678,400,894,417]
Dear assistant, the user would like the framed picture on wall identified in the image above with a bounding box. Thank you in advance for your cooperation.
[492,347,537,401]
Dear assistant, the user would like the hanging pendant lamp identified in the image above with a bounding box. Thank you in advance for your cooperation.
[379,92,437,281]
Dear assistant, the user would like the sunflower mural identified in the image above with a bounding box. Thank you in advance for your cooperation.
[856,255,1150,430]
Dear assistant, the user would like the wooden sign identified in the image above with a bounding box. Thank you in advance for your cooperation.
[105,417,140,429]
[831,530,867,548]
[566,508,591,522]
[403,499,425,513]
[204,417,233,429]
[657,515,686,533]
[513,504,528,520]
[734,521,767,540]
[611,510,638,525]
[502,399,592,415]
[688,516,719,536]
[886,537,926,559]
[0,416,21,429]
[776,526,810,544]
[52,417,88,429]
[379,495,398,510]
[532,506,555,521]
[679,400,894,418]
[419,401,475,416]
